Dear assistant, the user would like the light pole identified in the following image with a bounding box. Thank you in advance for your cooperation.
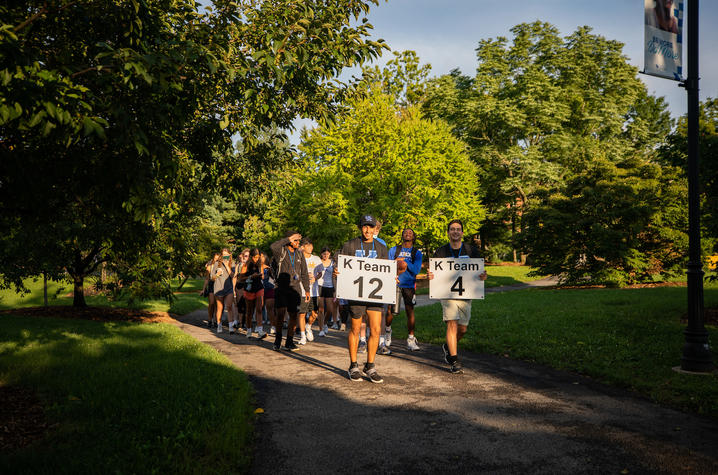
[680,0,712,372]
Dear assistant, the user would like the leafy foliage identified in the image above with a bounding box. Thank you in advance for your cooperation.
[254,88,484,252]
[0,0,387,305]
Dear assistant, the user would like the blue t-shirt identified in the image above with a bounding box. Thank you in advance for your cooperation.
[388,245,423,288]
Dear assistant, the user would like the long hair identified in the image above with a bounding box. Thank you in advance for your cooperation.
[246,248,261,274]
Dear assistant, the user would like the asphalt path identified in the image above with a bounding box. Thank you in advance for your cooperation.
[173,279,718,474]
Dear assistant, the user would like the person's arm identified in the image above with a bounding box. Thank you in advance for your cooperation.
[407,249,422,277]
[300,255,310,300]
[237,264,250,282]
[270,237,292,259]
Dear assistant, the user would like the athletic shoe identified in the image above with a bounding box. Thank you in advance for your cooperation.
[363,364,383,383]
[323,324,329,334]
[209,320,216,328]
[385,327,392,347]
[358,339,367,353]
[348,363,362,381]
[298,335,307,345]
[318,329,326,337]
[442,343,450,364]
[216,324,223,334]
[273,343,281,351]
[306,328,314,342]
[229,322,235,335]
[379,336,385,347]
[378,344,392,356]
[331,322,339,330]
[269,326,276,335]
[284,341,299,351]
[407,335,420,351]
[246,327,252,339]
[257,328,267,339]
[450,361,464,374]
[340,323,346,331]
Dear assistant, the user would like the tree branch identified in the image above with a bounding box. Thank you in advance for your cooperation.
[14,1,82,33]
[70,65,114,78]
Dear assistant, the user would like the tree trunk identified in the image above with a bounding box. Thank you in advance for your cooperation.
[176,275,189,291]
[43,272,48,307]
[73,274,87,307]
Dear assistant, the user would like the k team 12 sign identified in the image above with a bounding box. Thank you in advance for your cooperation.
[335,255,397,305]
[429,258,485,300]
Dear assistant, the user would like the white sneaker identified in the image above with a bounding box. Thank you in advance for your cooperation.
[217,324,223,334]
[379,336,385,347]
[331,322,339,330]
[385,327,392,347]
[319,329,326,337]
[407,335,420,351]
[298,335,307,345]
[270,326,276,335]
[257,328,267,339]
[323,324,329,333]
[246,327,252,339]
[306,328,314,342]
[228,321,235,334]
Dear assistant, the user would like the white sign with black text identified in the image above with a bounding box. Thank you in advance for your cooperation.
[336,255,397,305]
[429,258,485,300]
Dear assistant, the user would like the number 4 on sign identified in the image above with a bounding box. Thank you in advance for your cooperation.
[450,276,465,296]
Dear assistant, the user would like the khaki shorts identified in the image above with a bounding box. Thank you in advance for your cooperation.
[441,299,472,326]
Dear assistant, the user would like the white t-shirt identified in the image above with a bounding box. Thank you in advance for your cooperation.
[314,260,335,289]
[302,254,322,297]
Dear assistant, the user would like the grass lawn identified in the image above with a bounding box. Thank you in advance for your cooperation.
[394,285,718,418]
[0,314,253,473]
[0,277,208,316]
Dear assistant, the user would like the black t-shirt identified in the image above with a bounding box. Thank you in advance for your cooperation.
[433,242,480,259]
[340,237,389,260]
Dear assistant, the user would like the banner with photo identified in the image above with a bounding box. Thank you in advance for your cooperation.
[644,0,683,80]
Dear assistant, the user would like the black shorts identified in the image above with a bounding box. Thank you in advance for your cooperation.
[319,286,335,298]
[391,287,416,314]
[275,288,301,314]
[346,300,383,320]
[300,296,317,314]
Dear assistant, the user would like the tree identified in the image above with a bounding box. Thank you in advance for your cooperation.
[423,22,671,264]
[257,88,484,252]
[0,0,387,305]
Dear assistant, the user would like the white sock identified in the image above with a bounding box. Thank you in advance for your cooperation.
[257,325,263,332]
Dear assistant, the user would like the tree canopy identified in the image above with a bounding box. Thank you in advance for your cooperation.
[0,0,387,305]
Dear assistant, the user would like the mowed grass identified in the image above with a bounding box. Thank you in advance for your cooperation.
[0,314,253,474]
[395,285,718,418]
[0,277,208,316]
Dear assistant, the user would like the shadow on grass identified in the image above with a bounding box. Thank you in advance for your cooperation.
[0,315,252,474]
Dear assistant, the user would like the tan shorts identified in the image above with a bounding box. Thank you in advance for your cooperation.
[441,299,472,326]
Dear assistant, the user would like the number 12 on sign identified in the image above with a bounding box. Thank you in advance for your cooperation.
[335,255,397,305]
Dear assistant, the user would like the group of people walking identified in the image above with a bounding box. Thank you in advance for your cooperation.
[201,214,487,382]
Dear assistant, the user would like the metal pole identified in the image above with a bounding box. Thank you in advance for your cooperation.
[681,0,712,372]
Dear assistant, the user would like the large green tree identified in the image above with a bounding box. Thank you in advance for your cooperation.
[255,88,484,252]
[0,0,386,305]
[423,22,673,265]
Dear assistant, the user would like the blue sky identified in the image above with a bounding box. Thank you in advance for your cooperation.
[291,0,717,143]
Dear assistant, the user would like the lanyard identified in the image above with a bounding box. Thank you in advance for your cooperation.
[360,240,375,257]
[289,249,297,270]
[451,244,464,258]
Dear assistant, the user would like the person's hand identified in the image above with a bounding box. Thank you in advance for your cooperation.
[198,289,204,295]
[479,270,488,281]
[216,268,223,276]
[333,267,339,277]
[289,233,301,242]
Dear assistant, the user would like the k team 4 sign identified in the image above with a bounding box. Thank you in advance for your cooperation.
[429,258,485,300]
[335,255,397,305]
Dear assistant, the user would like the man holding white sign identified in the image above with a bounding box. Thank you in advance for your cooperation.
[428,219,487,374]
[334,214,397,383]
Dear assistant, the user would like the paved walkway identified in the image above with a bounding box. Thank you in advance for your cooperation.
[172,282,718,474]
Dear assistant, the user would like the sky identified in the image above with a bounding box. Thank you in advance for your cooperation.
[291,0,718,144]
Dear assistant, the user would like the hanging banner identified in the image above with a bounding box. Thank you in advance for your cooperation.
[644,0,683,80]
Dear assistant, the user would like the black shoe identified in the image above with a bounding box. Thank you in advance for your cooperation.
[442,343,450,364]
[273,343,281,351]
[363,363,384,383]
[284,341,299,352]
[348,363,362,381]
[449,361,464,374]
